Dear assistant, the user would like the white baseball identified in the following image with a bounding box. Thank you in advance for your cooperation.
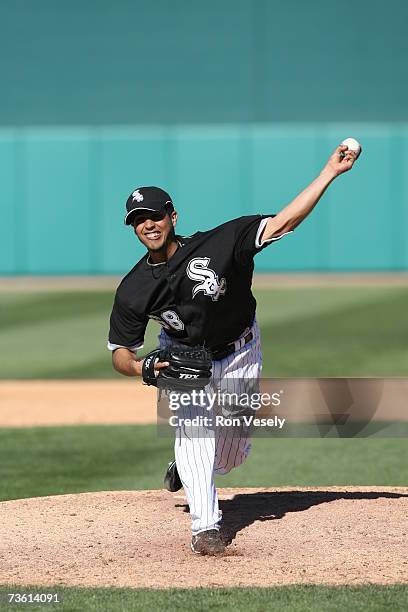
[341,137,362,158]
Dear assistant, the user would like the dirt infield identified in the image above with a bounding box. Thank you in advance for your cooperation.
[1,380,407,428]
[0,381,156,427]
[1,382,407,588]
[0,487,407,588]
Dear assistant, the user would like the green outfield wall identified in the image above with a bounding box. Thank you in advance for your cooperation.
[1,0,407,273]
[1,0,407,125]
[1,124,407,273]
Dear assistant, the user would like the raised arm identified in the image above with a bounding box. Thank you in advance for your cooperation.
[261,144,359,241]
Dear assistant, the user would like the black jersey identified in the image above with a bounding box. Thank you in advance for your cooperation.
[108,215,289,351]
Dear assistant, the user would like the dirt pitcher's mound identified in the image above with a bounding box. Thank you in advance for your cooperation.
[1,487,407,589]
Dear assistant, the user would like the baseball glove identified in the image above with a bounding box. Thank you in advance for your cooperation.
[142,346,212,390]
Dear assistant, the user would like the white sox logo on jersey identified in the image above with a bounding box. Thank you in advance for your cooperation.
[186,257,227,302]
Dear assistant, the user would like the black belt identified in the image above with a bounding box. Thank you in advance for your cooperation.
[211,331,253,361]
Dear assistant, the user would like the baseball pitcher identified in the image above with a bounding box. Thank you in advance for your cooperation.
[108,144,359,555]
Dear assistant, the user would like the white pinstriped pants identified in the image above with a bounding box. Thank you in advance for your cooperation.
[160,320,262,534]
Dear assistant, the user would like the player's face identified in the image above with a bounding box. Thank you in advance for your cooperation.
[132,210,177,253]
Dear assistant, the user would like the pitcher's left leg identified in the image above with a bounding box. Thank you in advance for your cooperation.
[214,420,252,475]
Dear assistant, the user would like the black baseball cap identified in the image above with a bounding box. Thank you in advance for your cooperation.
[124,186,174,225]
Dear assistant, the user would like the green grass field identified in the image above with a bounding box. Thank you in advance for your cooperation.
[0,585,407,612]
[1,286,408,378]
[0,286,407,611]
[0,425,407,502]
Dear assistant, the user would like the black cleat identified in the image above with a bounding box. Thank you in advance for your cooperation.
[191,529,226,556]
[164,460,182,492]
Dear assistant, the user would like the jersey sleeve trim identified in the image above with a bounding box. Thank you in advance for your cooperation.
[255,217,293,248]
[107,341,144,353]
